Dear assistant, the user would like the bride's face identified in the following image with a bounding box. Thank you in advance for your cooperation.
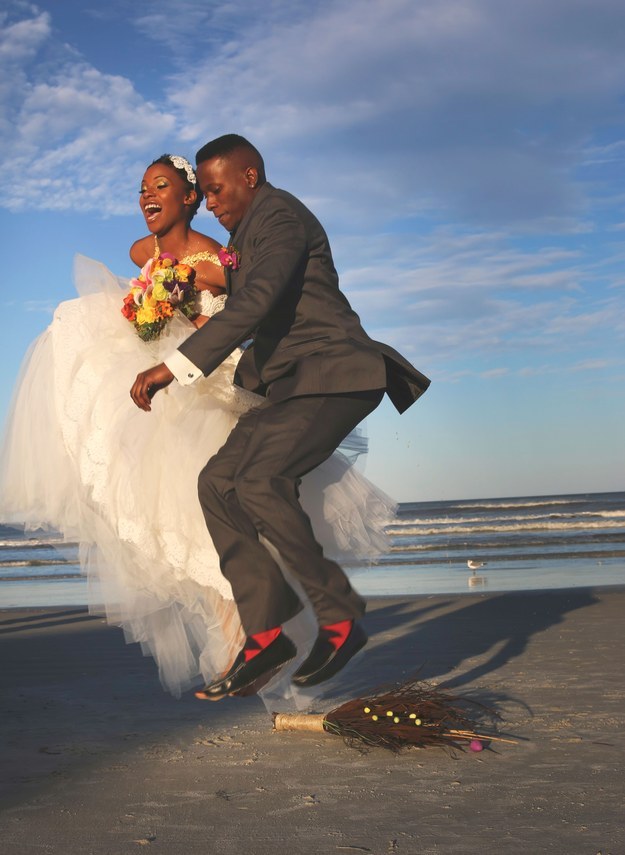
[139,163,196,233]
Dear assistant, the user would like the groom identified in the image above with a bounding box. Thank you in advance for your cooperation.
[130,134,430,697]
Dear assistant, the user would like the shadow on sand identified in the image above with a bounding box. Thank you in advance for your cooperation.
[319,588,599,701]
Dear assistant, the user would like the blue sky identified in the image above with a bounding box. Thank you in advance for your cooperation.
[1,0,624,501]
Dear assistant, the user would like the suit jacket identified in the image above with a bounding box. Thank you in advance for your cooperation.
[179,183,430,413]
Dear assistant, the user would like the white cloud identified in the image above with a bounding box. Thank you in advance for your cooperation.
[333,223,625,377]
[0,6,177,214]
[572,358,615,372]
[480,368,509,379]
[0,5,50,137]
[0,7,50,62]
[4,0,625,228]
[2,67,177,213]
[166,0,625,227]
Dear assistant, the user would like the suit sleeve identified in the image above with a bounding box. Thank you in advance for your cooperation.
[178,201,307,377]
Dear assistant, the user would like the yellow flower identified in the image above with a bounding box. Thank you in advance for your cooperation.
[137,305,157,325]
[143,289,158,309]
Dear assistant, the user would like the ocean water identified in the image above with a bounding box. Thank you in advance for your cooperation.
[1,492,624,608]
[351,490,625,596]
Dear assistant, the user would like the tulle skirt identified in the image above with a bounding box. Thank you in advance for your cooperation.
[0,256,396,697]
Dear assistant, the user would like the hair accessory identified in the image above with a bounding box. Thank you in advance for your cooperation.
[167,155,197,186]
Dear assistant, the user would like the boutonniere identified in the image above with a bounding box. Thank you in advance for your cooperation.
[218,245,241,270]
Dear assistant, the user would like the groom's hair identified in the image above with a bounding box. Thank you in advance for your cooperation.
[196,134,266,183]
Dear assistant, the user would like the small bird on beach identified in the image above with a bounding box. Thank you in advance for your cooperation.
[467,560,487,570]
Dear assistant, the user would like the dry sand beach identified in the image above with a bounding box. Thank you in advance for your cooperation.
[1,589,624,854]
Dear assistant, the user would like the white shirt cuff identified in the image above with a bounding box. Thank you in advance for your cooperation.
[164,350,203,386]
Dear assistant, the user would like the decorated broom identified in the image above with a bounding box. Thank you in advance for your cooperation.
[273,678,516,752]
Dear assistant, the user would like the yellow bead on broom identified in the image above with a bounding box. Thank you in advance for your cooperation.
[273,678,516,752]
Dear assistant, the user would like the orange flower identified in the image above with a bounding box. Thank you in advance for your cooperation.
[157,302,175,319]
[175,263,194,282]
[121,292,137,321]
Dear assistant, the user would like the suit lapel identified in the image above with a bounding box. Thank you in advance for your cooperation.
[224,183,273,296]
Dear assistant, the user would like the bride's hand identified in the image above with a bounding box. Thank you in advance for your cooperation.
[130,363,174,412]
[192,314,209,329]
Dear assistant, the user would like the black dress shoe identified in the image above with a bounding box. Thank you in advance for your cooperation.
[291,622,367,687]
[198,633,296,699]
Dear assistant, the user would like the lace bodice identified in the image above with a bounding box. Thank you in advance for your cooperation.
[196,289,228,318]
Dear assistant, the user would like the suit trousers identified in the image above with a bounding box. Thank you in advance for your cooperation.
[197,389,384,636]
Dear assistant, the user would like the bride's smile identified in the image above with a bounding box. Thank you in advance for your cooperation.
[139,163,197,234]
[143,201,162,222]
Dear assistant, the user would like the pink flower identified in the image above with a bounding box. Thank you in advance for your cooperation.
[218,246,241,270]
[129,257,155,291]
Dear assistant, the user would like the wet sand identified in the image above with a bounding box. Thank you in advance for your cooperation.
[1,589,624,854]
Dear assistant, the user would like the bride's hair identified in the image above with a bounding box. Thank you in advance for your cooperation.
[150,154,203,221]
[196,134,266,184]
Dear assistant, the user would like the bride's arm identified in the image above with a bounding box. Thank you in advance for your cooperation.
[191,257,227,328]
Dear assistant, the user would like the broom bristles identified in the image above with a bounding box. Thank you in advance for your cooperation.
[273,678,507,752]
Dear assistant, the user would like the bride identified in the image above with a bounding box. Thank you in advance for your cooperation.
[0,154,395,699]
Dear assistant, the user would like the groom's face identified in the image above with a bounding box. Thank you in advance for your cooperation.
[197,156,257,233]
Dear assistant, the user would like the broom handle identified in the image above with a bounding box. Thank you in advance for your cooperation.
[273,713,327,733]
[272,714,518,744]
[447,729,518,744]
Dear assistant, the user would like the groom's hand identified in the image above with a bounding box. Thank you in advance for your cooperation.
[130,363,174,411]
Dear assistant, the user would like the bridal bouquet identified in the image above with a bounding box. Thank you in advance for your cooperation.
[122,253,197,341]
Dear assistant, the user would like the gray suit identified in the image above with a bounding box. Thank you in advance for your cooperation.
[180,183,430,634]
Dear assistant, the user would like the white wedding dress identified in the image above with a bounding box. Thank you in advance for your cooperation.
[0,255,395,697]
